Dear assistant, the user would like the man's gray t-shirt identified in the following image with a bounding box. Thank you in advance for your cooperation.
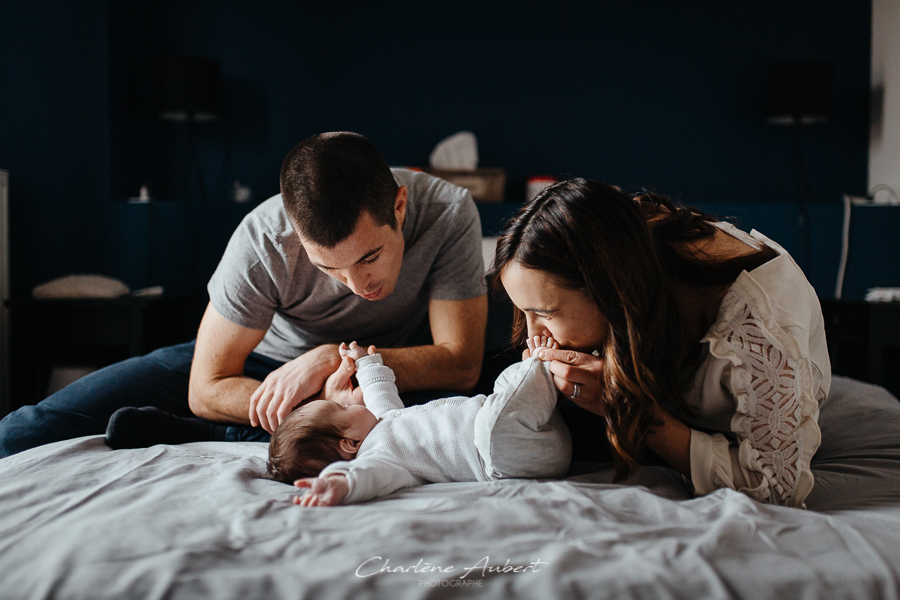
[207,168,486,363]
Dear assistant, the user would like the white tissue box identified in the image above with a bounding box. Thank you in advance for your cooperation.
[866,287,900,302]
[425,168,506,202]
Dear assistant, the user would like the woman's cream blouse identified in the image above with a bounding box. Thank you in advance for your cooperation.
[679,225,831,508]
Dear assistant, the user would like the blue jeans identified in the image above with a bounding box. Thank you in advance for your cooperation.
[0,341,280,458]
[0,341,453,459]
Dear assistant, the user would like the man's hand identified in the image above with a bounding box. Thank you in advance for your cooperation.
[249,344,341,433]
[322,342,377,406]
[293,474,349,507]
[321,348,364,406]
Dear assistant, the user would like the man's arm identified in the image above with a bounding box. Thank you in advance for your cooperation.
[188,303,340,428]
[188,304,266,423]
[378,294,487,394]
[191,294,485,428]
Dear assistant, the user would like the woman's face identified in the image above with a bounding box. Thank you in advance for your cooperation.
[500,262,610,353]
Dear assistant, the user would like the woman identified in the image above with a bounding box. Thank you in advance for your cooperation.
[488,178,830,508]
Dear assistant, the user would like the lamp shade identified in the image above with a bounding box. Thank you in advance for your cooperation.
[158,56,223,123]
[765,60,834,126]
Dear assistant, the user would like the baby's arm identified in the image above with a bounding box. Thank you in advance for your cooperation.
[296,456,424,505]
[342,342,404,417]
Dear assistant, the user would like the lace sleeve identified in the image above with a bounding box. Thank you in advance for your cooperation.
[690,285,822,508]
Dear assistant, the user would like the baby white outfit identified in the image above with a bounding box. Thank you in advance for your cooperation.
[320,355,572,504]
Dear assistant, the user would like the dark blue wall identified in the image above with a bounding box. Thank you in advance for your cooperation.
[0,1,110,297]
[1,1,881,302]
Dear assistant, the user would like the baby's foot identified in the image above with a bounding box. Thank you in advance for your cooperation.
[526,335,558,352]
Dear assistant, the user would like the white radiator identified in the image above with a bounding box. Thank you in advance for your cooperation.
[0,170,8,414]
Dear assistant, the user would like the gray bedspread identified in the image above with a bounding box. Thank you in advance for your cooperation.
[2,376,900,600]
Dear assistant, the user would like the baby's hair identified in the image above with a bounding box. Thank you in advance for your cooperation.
[265,406,346,483]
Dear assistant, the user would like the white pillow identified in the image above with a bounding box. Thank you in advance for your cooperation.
[32,274,131,299]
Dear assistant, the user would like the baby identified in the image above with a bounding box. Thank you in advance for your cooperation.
[265,337,572,506]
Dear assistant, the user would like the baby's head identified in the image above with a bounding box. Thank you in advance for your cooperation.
[265,400,378,484]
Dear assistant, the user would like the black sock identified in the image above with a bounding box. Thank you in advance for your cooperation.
[105,407,229,450]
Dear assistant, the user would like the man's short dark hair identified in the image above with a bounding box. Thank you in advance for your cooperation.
[280,132,400,247]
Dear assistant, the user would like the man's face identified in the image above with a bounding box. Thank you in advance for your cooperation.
[300,188,407,301]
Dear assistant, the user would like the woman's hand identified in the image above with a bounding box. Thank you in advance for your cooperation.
[535,347,609,417]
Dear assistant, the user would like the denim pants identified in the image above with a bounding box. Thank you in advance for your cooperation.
[0,341,282,458]
[0,341,457,459]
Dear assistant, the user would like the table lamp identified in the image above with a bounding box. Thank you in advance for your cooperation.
[765,60,834,271]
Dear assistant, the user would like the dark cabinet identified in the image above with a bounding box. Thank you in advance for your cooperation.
[5,295,201,412]
[820,299,900,398]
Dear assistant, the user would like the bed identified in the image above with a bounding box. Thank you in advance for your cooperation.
[2,375,900,599]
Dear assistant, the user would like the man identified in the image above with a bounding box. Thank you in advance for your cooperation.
[0,132,487,456]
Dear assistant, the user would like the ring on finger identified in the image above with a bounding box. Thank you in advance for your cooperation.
[571,383,581,399]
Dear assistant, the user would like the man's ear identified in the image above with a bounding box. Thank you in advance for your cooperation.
[394,186,408,229]
[338,437,361,459]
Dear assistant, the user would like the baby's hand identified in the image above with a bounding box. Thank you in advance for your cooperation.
[293,474,349,507]
[525,335,558,358]
[340,341,376,361]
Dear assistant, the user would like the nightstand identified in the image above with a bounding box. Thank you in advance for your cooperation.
[5,295,200,411]
[820,298,900,398]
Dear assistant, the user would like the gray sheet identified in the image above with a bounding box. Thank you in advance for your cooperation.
[2,376,900,600]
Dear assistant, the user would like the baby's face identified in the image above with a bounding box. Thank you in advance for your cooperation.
[305,400,378,443]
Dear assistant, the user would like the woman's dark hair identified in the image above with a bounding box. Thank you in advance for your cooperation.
[487,179,777,480]
[265,406,347,483]
[280,132,399,247]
